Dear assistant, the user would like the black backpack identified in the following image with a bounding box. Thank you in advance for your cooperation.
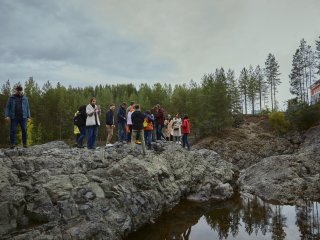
[73,112,81,127]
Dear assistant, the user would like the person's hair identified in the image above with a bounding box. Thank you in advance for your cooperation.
[130,101,135,105]
[90,97,96,103]
[121,102,127,106]
[176,113,180,118]
[135,104,140,110]
[78,105,86,111]
[145,110,151,114]
[16,86,23,91]
[183,114,189,119]
[109,103,115,107]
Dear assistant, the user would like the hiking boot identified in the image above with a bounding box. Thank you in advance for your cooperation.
[136,140,141,145]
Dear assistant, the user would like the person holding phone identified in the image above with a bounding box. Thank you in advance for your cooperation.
[86,97,101,149]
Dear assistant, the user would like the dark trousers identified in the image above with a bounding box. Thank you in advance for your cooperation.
[87,126,98,149]
[144,130,152,149]
[156,124,165,140]
[118,122,126,141]
[10,118,27,146]
[77,126,86,147]
[182,133,190,150]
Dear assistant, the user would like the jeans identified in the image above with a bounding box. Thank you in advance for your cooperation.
[182,133,190,150]
[10,118,27,146]
[118,122,126,142]
[77,126,86,147]
[131,129,146,154]
[87,126,98,149]
[144,130,152,149]
[156,124,165,140]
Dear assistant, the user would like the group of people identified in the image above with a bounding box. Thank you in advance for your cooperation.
[4,86,191,153]
[74,99,191,154]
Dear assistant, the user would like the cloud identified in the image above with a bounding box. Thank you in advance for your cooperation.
[1,0,320,108]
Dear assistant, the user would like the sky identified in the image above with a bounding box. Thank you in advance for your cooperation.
[1,0,319,109]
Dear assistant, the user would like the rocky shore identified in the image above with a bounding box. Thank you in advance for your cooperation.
[0,141,236,240]
[1,123,319,239]
[239,125,320,204]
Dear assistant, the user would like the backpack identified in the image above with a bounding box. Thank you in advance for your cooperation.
[143,118,148,128]
[73,112,82,127]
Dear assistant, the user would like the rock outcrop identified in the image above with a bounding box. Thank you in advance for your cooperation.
[239,125,320,204]
[0,141,236,240]
[195,116,303,170]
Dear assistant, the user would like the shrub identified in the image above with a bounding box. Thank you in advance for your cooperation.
[286,102,320,130]
[268,111,290,134]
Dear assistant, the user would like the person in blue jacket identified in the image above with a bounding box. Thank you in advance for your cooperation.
[117,102,127,142]
[5,85,31,149]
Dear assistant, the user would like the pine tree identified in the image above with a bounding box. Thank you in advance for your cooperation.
[255,65,267,111]
[226,69,241,113]
[289,49,304,102]
[264,53,281,111]
[315,36,320,77]
[247,65,259,114]
[239,68,249,114]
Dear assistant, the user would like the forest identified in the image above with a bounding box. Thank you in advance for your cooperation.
[1,36,320,147]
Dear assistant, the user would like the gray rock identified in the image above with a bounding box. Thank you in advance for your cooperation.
[0,141,236,239]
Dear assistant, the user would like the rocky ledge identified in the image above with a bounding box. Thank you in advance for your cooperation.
[0,141,236,240]
[239,125,320,204]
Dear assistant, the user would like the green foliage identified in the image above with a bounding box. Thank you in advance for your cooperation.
[286,102,320,130]
[268,111,290,134]
[0,71,237,145]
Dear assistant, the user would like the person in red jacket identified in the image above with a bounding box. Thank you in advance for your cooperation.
[181,114,190,150]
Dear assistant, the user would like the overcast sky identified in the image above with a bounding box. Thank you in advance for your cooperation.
[1,0,319,108]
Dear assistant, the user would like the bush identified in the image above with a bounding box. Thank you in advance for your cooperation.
[268,111,290,134]
[286,102,320,130]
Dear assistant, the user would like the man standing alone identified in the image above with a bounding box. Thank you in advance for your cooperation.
[5,85,31,149]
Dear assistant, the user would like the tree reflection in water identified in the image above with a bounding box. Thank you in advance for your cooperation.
[296,201,320,239]
[126,195,320,240]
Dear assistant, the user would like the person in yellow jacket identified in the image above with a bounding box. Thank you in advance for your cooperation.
[144,110,154,150]
[73,111,80,146]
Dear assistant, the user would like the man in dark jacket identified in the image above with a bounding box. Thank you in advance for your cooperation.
[105,103,116,146]
[74,105,87,148]
[131,104,146,155]
[117,102,127,142]
[155,104,166,140]
[5,86,31,149]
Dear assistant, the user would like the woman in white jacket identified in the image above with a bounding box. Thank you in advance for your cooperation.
[86,97,101,149]
[172,113,182,144]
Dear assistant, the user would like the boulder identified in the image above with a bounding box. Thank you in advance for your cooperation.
[0,141,236,239]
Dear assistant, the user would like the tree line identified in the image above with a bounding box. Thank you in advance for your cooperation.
[289,36,320,103]
[1,35,320,146]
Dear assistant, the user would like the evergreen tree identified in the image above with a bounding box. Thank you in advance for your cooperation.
[289,49,304,102]
[226,69,241,113]
[247,65,259,114]
[255,65,267,111]
[239,68,249,114]
[315,36,320,77]
[264,53,281,111]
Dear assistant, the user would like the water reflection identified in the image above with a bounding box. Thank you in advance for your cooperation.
[126,195,320,240]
